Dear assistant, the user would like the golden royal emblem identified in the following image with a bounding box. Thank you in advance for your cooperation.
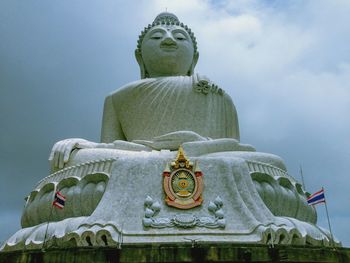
[163,146,203,209]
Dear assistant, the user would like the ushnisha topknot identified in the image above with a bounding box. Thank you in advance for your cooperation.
[136,12,198,53]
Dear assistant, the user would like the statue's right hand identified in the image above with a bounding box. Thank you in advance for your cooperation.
[49,138,97,169]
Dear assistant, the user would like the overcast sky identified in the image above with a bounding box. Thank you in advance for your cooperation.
[0,0,349,247]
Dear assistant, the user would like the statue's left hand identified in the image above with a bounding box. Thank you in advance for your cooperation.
[49,138,98,169]
[133,131,208,150]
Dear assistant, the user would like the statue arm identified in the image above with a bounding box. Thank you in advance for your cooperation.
[49,94,124,170]
[100,94,152,150]
[100,94,126,143]
[49,139,151,171]
[182,139,255,156]
[133,131,209,150]
[224,94,240,141]
[49,94,151,171]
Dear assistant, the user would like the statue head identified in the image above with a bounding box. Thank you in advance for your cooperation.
[135,12,199,79]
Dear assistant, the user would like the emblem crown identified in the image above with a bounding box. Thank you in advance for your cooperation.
[172,146,192,169]
[163,146,203,209]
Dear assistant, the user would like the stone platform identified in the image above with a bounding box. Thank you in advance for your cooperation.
[4,149,334,251]
[1,244,349,263]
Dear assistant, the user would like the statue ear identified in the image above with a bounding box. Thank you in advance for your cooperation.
[135,50,148,79]
[187,52,199,76]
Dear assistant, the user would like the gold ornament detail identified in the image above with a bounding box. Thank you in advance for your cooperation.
[163,146,203,209]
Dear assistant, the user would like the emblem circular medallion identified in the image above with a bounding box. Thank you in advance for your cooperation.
[170,169,196,198]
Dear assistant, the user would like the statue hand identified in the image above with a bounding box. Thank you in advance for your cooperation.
[110,140,152,151]
[133,131,208,150]
[182,138,256,156]
[49,138,98,169]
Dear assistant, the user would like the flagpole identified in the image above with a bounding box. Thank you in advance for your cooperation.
[42,188,56,251]
[42,204,54,251]
[299,165,306,190]
[322,187,335,248]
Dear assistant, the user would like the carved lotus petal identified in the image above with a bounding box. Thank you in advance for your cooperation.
[215,209,224,219]
[145,208,155,218]
[217,219,226,228]
[208,201,217,212]
[151,201,161,212]
[214,196,223,207]
[142,217,153,227]
[144,196,153,207]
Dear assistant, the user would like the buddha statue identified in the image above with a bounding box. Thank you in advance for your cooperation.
[48,12,249,171]
[1,12,338,251]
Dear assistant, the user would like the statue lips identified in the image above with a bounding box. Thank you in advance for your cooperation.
[160,42,178,52]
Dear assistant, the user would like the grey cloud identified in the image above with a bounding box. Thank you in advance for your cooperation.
[1,0,349,247]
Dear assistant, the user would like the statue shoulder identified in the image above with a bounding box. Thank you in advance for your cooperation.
[106,78,157,102]
[192,73,225,96]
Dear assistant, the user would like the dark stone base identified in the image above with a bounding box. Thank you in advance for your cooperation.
[1,244,349,263]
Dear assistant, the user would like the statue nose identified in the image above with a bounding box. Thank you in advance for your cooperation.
[162,35,176,45]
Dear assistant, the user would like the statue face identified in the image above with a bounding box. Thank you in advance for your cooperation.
[141,25,195,77]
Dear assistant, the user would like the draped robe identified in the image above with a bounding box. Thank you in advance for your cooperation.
[101,75,240,143]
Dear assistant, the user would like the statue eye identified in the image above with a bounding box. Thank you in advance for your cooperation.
[174,32,187,40]
[150,32,163,40]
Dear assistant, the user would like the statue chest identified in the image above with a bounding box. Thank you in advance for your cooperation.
[115,83,229,140]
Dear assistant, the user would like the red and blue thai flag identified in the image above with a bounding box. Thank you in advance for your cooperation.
[53,191,66,209]
[307,188,325,206]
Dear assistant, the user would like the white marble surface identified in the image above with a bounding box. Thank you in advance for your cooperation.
[1,149,339,251]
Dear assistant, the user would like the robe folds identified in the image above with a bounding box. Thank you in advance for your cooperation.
[101,75,240,143]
